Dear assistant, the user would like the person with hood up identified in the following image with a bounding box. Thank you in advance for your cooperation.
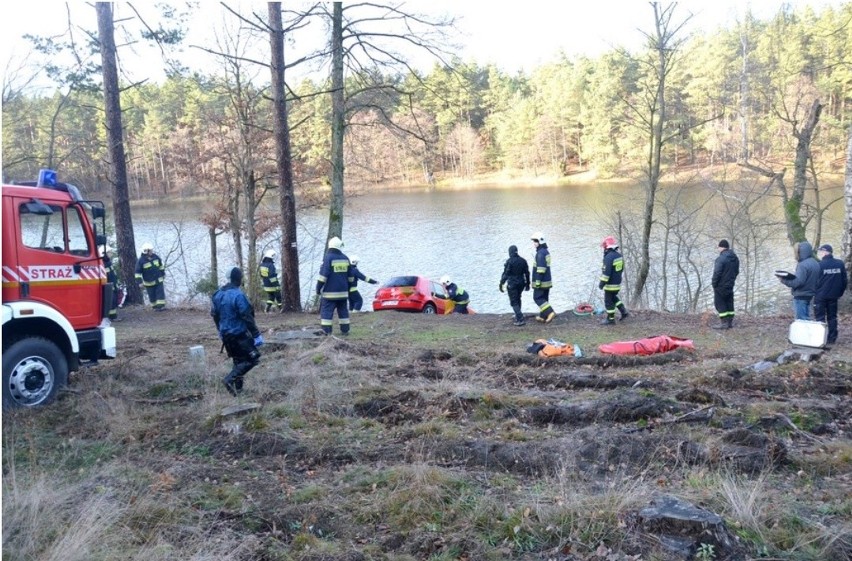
[348,255,379,312]
[211,267,263,396]
[499,245,531,326]
[259,248,282,313]
[531,232,556,323]
[813,244,847,345]
[316,236,354,335]
[778,241,820,320]
[711,239,740,329]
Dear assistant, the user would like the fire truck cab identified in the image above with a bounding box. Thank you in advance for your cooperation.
[2,170,117,408]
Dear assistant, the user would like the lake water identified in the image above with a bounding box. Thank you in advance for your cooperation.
[129,182,844,315]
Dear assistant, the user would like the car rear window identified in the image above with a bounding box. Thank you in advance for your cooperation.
[384,276,418,287]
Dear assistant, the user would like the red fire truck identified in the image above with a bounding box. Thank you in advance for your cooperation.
[2,170,117,408]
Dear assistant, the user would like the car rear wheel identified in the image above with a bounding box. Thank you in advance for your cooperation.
[3,337,68,408]
[422,303,437,314]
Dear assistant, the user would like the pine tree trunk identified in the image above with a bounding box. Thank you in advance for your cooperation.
[268,3,302,312]
[843,125,852,286]
[328,2,345,242]
[97,3,142,305]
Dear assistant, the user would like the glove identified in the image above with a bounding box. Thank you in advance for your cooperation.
[499,283,504,293]
[598,281,605,290]
[524,284,530,292]
[369,279,378,285]
[254,335,264,347]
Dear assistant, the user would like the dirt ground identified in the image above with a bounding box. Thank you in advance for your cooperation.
[3,305,851,561]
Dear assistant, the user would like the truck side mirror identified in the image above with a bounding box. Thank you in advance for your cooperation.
[91,207,105,219]
[96,234,107,246]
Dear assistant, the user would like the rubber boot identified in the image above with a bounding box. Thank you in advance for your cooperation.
[601,316,615,325]
[712,317,730,330]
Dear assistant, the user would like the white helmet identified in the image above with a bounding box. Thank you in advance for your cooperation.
[440,275,451,285]
[141,242,154,252]
[349,255,359,265]
[531,232,545,243]
[98,244,112,257]
[263,249,276,259]
[328,236,343,250]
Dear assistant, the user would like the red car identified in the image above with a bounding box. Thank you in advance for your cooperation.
[372,275,452,314]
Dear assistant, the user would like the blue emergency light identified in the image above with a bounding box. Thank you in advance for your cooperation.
[37,169,57,187]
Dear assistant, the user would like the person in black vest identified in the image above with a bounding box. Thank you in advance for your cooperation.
[259,249,282,313]
[599,235,629,325]
[711,239,740,329]
[348,255,378,312]
[440,275,470,314]
[813,244,848,345]
[211,267,263,396]
[500,245,531,326]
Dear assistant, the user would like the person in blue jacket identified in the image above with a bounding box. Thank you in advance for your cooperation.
[316,236,354,335]
[348,255,378,312]
[211,267,262,396]
[779,241,820,320]
[813,244,847,345]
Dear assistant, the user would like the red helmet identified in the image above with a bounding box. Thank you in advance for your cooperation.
[601,236,618,250]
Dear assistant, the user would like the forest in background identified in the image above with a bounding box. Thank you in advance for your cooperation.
[2,3,850,198]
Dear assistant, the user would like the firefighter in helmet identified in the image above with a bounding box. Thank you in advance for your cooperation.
[531,232,555,323]
[440,275,470,314]
[599,236,629,325]
[259,248,282,313]
[100,244,119,320]
[348,255,378,312]
[316,236,354,335]
[135,242,166,311]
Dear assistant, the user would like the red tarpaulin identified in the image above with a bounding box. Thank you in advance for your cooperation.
[598,335,695,356]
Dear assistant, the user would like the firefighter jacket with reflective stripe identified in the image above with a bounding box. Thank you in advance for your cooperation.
[349,265,375,292]
[259,258,280,292]
[211,283,260,338]
[316,248,353,300]
[446,282,470,305]
[599,248,624,291]
[532,244,552,289]
[103,255,117,285]
[135,253,165,286]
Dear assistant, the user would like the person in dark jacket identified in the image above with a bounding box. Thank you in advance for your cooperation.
[211,267,262,396]
[599,236,629,325]
[440,275,470,314]
[348,255,378,312]
[316,236,354,335]
[499,245,531,326]
[813,244,847,344]
[711,239,740,329]
[779,241,820,320]
[135,242,166,311]
[100,244,119,321]
[531,232,555,323]
[259,249,282,313]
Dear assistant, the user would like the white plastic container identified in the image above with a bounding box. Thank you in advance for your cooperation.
[788,320,827,348]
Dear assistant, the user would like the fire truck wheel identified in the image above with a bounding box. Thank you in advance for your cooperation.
[2,338,68,408]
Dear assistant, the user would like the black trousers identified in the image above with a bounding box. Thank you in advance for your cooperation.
[349,290,364,311]
[813,299,839,344]
[507,284,524,320]
[713,289,735,318]
[223,332,260,387]
[533,287,552,318]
